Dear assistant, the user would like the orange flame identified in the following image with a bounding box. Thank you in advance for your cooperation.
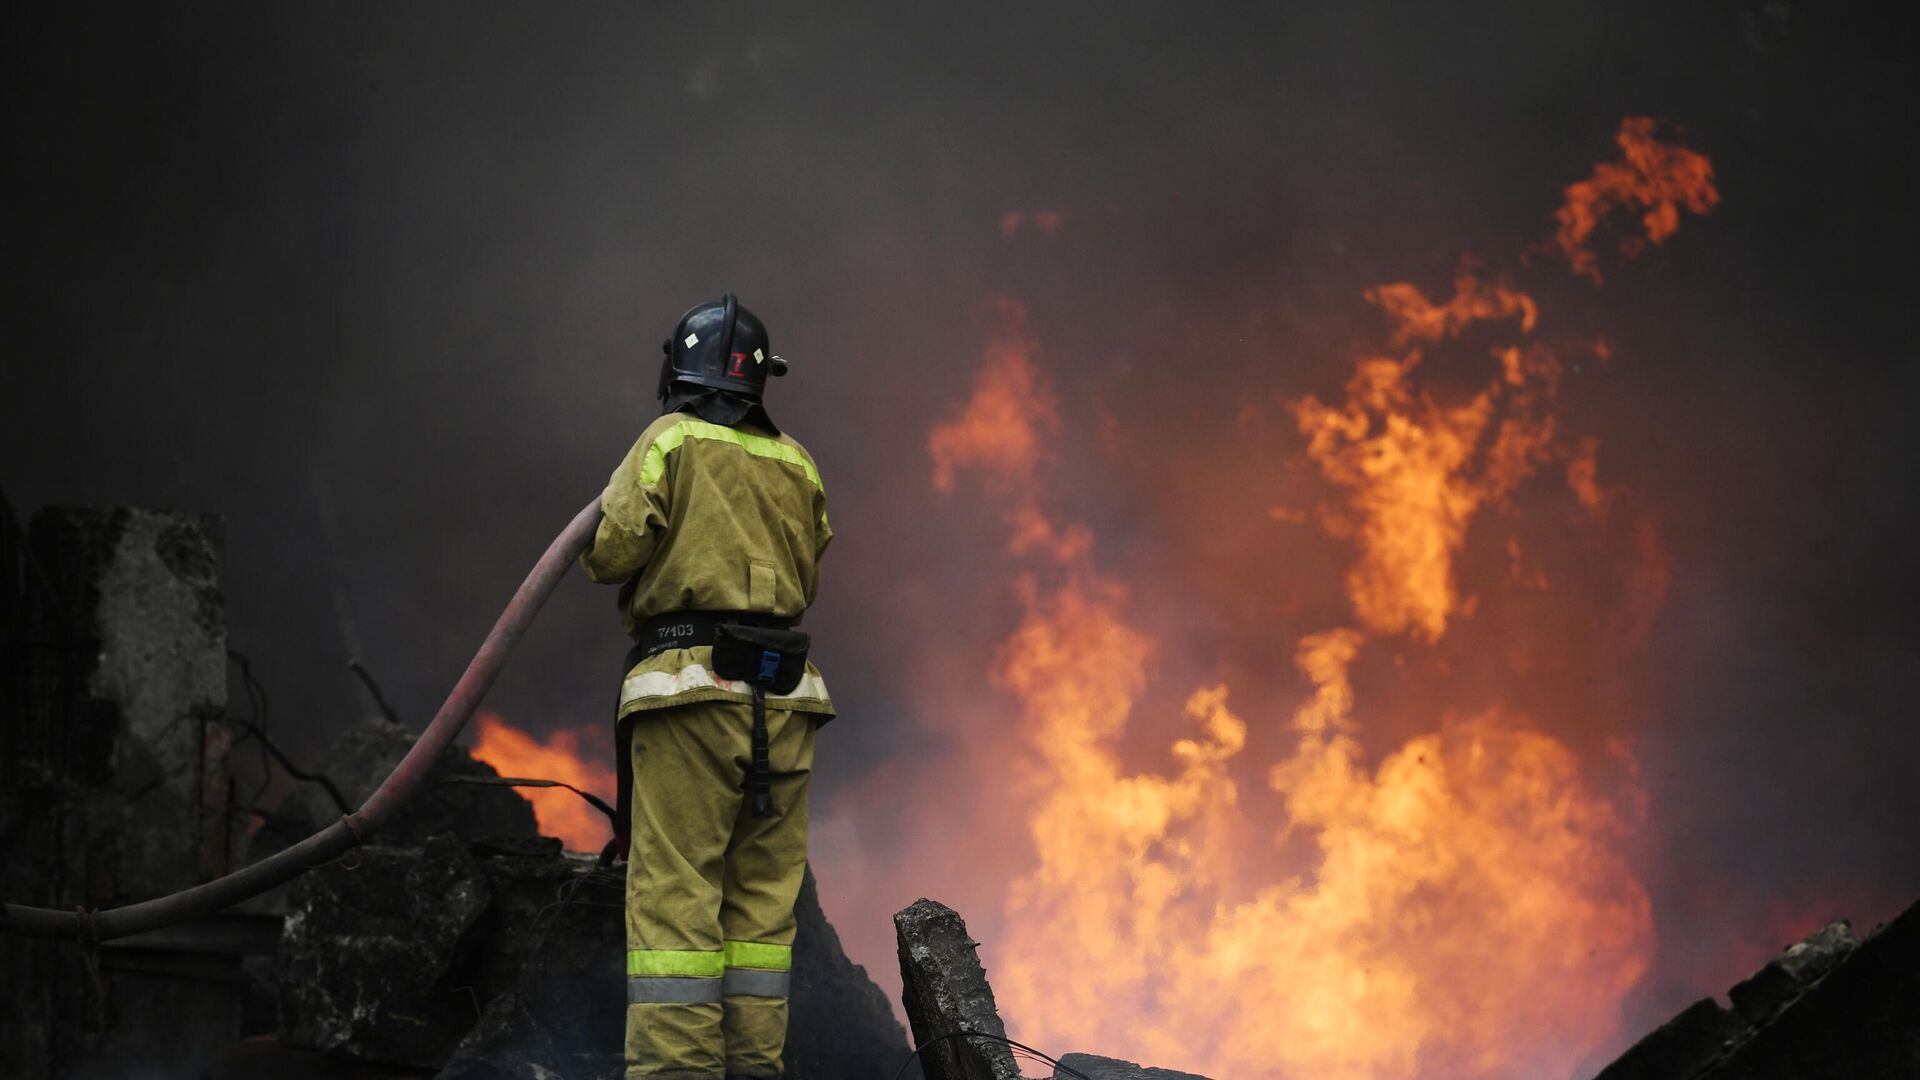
[1290,274,1559,642]
[469,712,617,853]
[928,297,1059,495]
[1552,116,1719,282]
[1567,436,1609,516]
[1367,267,1538,346]
[925,118,1700,1076]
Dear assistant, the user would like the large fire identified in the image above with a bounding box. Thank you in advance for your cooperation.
[924,118,1716,1078]
[469,712,618,853]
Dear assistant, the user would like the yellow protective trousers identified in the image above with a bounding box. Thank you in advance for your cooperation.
[624,698,814,1080]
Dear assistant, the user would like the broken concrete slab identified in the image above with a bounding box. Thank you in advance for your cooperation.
[2,505,241,1080]
[18,505,232,896]
[297,713,541,848]
[279,831,905,1078]
[789,866,916,1080]
[1726,918,1856,1028]
[894,898,1020,1080]
[1053,1053,1214,1080]
[1590,897,1920,1080]
[1591,997,1746,1080]
[277,835,493,1068]
[241,712,541,919]
[466,844,626,1069]
[1696,899,1920,1079]
[434,993,566,1080]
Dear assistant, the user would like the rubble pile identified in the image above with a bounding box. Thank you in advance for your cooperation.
[0,499,909,1079]
[291,712,540,846]
[1591,899,1920,1079]
[891,891,1920,1080]
[277,831,908,1079]
[8,501,1918,1080]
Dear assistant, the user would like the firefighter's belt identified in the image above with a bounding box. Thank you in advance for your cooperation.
[606,613,810,866]
[629,610,796,661]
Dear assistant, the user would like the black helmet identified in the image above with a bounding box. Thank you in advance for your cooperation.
[657,293,788,403]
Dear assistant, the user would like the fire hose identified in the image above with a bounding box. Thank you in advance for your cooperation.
[0,498,605,943]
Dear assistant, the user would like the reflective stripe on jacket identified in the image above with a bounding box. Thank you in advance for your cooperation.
[582,412,834,719]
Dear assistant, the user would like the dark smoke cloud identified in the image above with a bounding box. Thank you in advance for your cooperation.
[5,0,1917,1059]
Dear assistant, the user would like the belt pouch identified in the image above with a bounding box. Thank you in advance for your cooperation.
[711,623,811,817]
[710,623,810,693]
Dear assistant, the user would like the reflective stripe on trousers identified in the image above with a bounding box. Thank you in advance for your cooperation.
[627,941,791,1003]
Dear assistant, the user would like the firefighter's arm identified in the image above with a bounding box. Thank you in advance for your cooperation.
[580,434,671,583]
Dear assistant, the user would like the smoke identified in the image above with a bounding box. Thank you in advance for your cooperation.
[4,2,1920,1074]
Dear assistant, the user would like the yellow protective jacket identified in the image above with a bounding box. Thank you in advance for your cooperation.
[582,411,834,721]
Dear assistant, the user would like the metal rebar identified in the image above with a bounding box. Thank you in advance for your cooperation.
[0,498,602,942]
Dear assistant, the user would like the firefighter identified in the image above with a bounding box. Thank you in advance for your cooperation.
[581,294,833,1080]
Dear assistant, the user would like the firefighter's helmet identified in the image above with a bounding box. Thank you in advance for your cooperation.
[657,294,787,403]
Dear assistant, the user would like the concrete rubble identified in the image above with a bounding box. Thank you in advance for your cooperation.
[1,500,911,1079]
[8,500,1919,1080]
[892,898,1214,1080]
[893,888,1920,1080]
[1051,1055,1214,1080]
[788,868,918,1080]
[277,835,497,1068]
[1,504,243,1079]
[280,712,540,849]
[1591,899,1920,1079]
[276,830,910,1079]
[894,899,1022,1080]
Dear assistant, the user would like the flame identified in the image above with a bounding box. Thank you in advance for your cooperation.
[1567,436,1608,515]
[1552,116,1719,282]
[1290,274,1559,642]
[1246,643,1650,1080]
[469,712,617,852]
[918,119,1714,1078]
[928,297,1059,495]
[1366,267,1538,346]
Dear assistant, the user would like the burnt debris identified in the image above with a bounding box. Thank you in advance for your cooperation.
[892,890,1920,1080]
[7,503,1917,1080]
[1,503,908,1079]
[1052,1055,1215,1080]
[892,897,1216,1080]
[894,898,1023,1080]
[276,836,907,1079]
[1590,901,1920,1080]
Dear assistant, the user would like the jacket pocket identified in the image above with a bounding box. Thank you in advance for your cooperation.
[749,559,777,611]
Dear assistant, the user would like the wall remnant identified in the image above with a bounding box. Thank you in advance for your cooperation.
[1,503,238,1078]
